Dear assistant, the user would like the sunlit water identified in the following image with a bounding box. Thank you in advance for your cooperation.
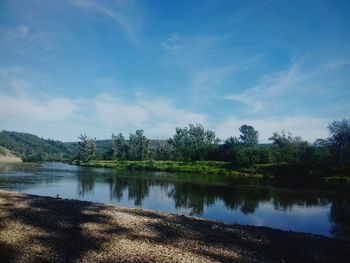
[0,162,349,240]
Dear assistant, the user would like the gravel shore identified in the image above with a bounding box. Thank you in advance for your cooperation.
[0,191,349,263]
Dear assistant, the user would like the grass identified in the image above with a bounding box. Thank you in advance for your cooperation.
[79,160,265,178]
[324,176,350,183]
[76,160,350,183]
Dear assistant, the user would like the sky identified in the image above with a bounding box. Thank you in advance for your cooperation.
[0,0,349,142]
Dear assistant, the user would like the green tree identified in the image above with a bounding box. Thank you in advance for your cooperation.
[110,133,129,160]
[129,130,149,160]
[327,119,350,164]
[77,133,96,162]
[217,137,242,162]
[168,124,220,161]
[153,140,173,160]
[268,132,310,163]
[239,124,259,146]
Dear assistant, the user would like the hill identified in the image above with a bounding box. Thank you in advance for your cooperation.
[0,146,22,163]
[0,131,122,162]
[0,131,75,162]
[0,130,273,163]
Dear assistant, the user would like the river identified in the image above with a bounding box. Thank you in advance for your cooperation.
[0,162,349,240]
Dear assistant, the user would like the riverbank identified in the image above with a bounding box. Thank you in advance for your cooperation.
[78,160,350,183]
[78,160,266,178]
[0,191,349,262]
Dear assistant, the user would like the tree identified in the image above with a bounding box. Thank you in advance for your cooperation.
[129,130,149,160]
[327,119,350,164]
[110,133,129,160]
[153,140,173,160]
[168,124,220,161]
[239,125,259,146]
[217,137,242,162]
[268,132,310,163]
[77,133,96,162]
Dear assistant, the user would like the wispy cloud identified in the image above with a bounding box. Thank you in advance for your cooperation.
[0,25,29,45]
[71,0,142,43]
[0,66,42,95]
[0,23,56,61]
[188,57,260,103]
[191,66,235,100]
[223,61,311,113]
[0,94,79,123]
[161,32,182,51]
[325,59,350,70]
[0,63,206,139]
[93,93,206,137]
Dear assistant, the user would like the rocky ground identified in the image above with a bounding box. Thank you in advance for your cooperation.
[0,190,349,263]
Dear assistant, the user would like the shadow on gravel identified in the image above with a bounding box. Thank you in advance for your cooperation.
[1,193,350,263]
[0,194,117,262]
[0,241,16,262]
[125,208,350,263]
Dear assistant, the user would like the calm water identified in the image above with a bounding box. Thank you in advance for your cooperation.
[0,162,349,240]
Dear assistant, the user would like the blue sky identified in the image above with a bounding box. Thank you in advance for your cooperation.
[0,0,349,142]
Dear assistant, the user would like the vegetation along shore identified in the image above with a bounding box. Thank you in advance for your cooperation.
[0,190,349,263]
[1,119,349,183]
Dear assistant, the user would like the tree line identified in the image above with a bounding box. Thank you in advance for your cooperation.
[76,119,350,175]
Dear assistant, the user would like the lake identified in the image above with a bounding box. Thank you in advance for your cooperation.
[0,162,349,240]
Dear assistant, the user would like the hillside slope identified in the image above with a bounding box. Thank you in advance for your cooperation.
[0,131,170,162]
[0,131,74,162]
[0,146,22,163]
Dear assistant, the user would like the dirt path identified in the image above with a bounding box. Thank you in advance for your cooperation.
[0,191,349,262]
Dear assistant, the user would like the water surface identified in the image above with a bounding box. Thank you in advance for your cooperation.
[0,162,349,240]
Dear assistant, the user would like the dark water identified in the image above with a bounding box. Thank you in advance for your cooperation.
[0,162,349,240]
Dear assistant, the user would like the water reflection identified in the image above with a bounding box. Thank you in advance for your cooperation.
[329,199,350,240]
[0,162,349,240]
[77,171,95,197]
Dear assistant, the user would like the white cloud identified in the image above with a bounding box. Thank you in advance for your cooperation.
[0,66,48,95]
[223,62,310,113]
[215,116,329,142]
[93,93,206,137]
[94,93,149,127]
[72,0,142,42]
[161,32,182,51]
[0,23,56,61]
[0,95,79,122]
[0,89,331,142]
[0,25,29,45]
[325,59,350,70]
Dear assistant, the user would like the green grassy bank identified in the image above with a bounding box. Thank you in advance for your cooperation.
[77,160,264,177]
[76,160,350,183]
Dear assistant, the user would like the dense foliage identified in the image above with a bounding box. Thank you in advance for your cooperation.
[1,119,349,178]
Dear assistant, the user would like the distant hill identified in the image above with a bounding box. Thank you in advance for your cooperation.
[0,131,75,162]
[0,131,124,162]
[0,130,272,162]
[0,146,22,163]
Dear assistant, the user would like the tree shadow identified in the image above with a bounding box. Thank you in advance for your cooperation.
[0,193,126,262]
[120,208,350,263]
[1,192,350,263]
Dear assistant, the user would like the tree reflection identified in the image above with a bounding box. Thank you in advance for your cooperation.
[329,198,350,240]
[168,183,216,215]
[76,169,350,240]
[77,171,95,198]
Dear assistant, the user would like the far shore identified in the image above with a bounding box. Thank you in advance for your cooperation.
[78,160,350,183]
[0,190,349,262]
